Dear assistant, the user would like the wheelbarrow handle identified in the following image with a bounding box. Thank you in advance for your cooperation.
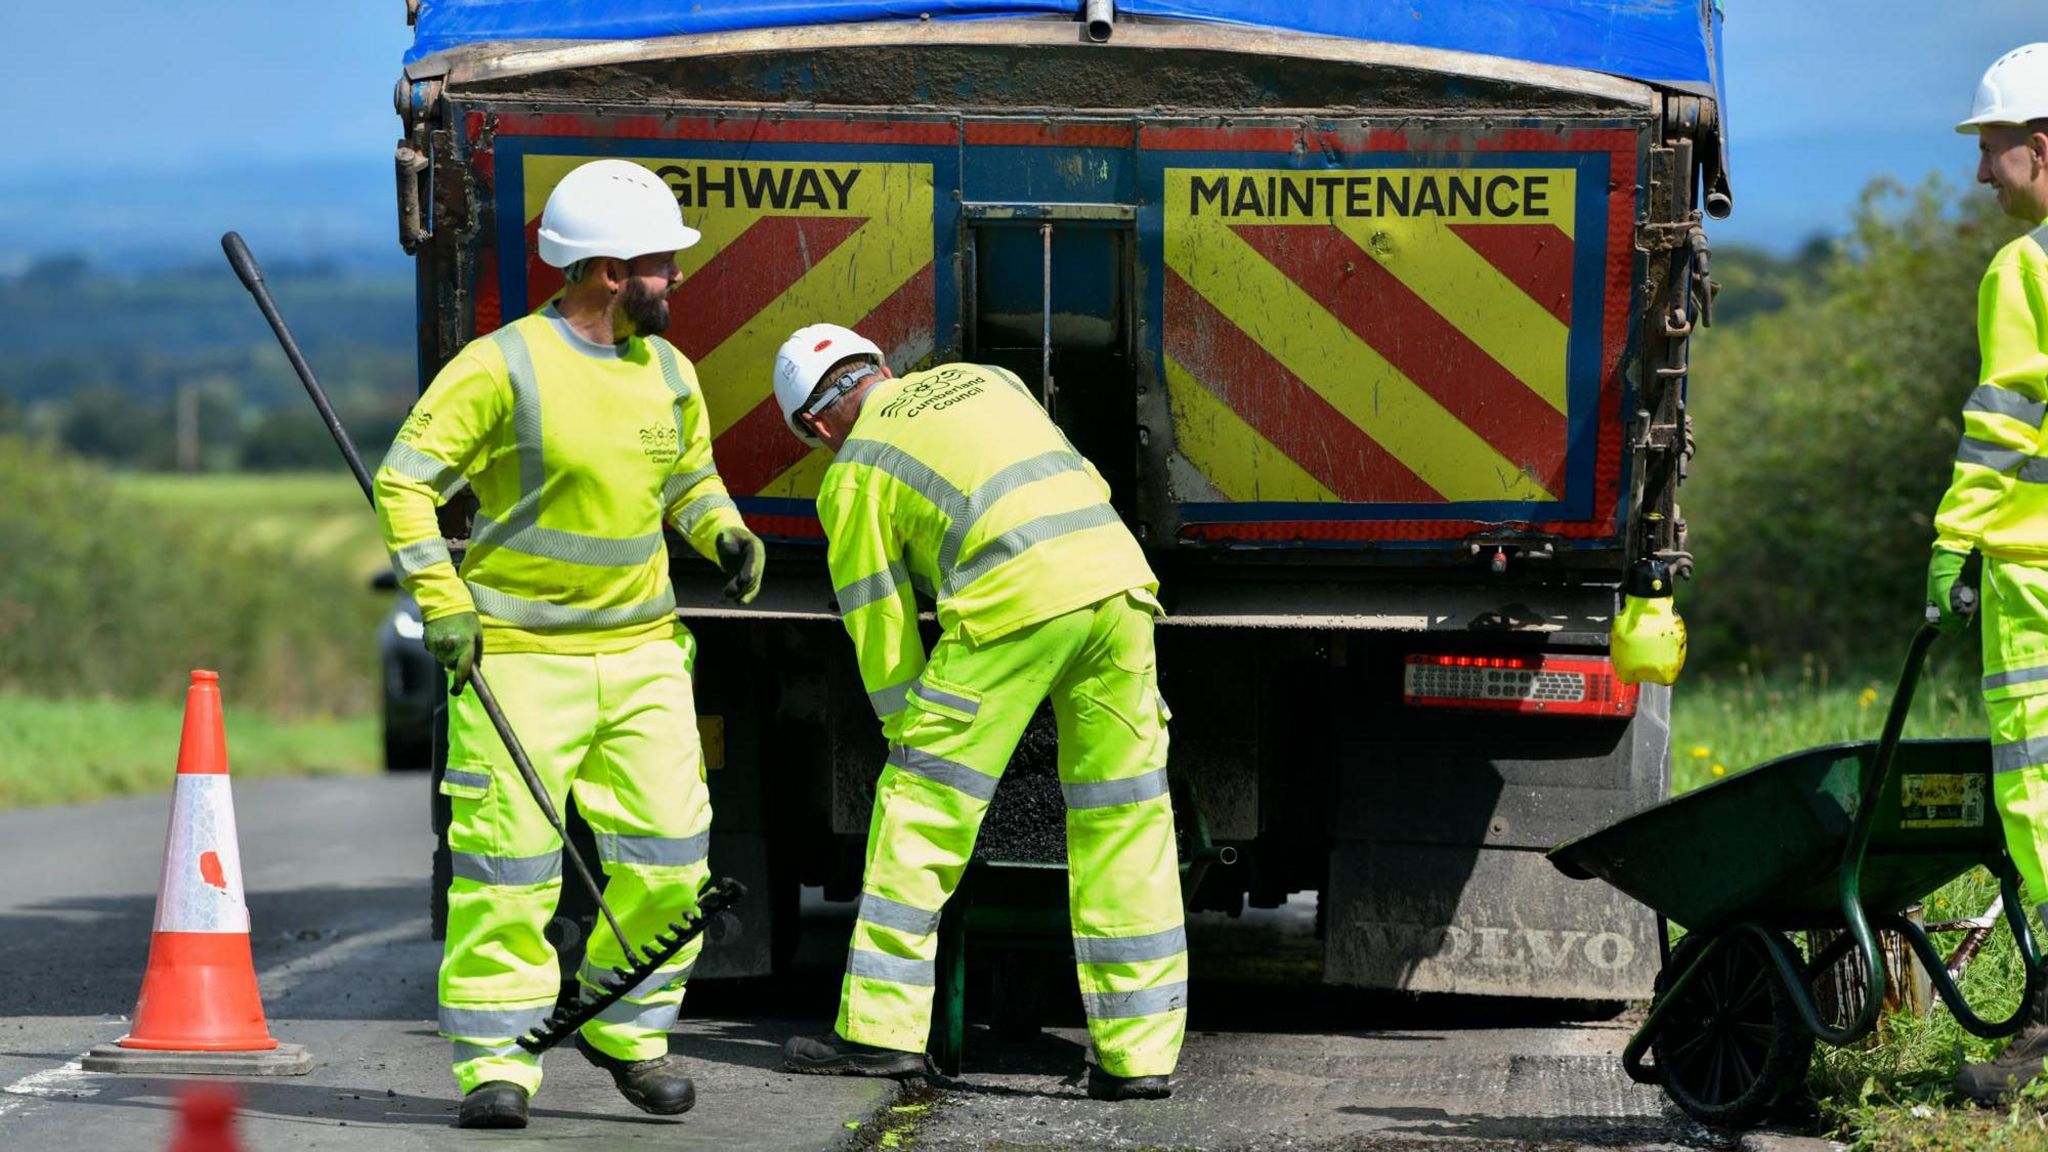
[1829,622,1944,1042]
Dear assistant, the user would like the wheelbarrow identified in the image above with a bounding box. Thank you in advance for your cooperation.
[1548,622,2045,1127]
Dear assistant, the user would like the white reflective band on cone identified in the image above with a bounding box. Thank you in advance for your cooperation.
[154,774,251,933]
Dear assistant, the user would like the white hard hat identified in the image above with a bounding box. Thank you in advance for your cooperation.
[536,159,701,268]
[773,324,884,447]
[1958,43,2048,134]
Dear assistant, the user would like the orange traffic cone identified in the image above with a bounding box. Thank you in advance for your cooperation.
[167,1085,243,1152]
[82,672,309,1075]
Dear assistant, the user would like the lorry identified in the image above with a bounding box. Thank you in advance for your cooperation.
[394,0,1730,1006]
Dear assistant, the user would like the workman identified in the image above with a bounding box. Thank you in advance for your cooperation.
[374,158,765,1129]
[1938,44,2048,1105]
[769,327,1186,1100]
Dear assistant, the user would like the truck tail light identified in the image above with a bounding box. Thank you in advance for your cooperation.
[1403,653,1638,717]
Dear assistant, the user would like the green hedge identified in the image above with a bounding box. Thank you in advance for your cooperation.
[0,439,382,715]
[1684,181,2026,672]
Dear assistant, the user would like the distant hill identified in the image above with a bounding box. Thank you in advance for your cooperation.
[0,159,403,277]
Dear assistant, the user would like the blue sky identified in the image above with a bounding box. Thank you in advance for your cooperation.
[0,2,2038,268]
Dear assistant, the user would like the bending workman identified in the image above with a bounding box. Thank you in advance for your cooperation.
[374,159,765,1129]
[770,326,1186,1100]
[1937,44,2048,1104]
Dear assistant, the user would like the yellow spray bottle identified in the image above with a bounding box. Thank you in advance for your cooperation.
[1612,558,1687,686]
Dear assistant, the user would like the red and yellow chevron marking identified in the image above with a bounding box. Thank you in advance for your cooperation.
[520,155,936,497]
[1163,165,1577,506]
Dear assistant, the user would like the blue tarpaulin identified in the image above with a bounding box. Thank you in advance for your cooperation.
[408,0,1724,97]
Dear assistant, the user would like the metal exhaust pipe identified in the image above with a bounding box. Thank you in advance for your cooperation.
[1084,0,1113,42]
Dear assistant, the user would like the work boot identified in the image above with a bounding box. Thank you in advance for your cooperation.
[1087,1064,1172,1101]
[576,1034,696,1115]
[1957,993,2048,1104]
[781,1032,931,1077]
[457,1081,530,1129]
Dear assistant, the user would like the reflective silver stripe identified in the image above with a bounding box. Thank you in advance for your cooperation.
[594,998,682,1031]
[465,581,676,631]
[1994,736,2048,773]
[452,850,562,886]
[1073,926,1188,965]
[452,1040,528,1064]
[2023,457,2048,485]
[663,465,719,509]
[380,440,464,498]
[1987,666,2048,693]
[1081,981,1188,1019]
[1966,384,2048,428]
[492,326,545,498]
[945,450,1092,571]
[910,680,979,718]
[390,537,453,580]
[870,680,913,719]
[985,363,1038,399]
[836,439,967,525]
[675,493,739,535]
[847,948,936,986]
[442,767,491,790]
[946,503,1122,596]
[598,829,711,868]
[472,511,664,567]
[476,327,550,564]
[2032,222,2048,258]
[650,338,694,402]
[838,560,911,615]
[856,892,942,936]
[439,1003,552,1040]
[1957,435,2029,474]
[887,745,999,801]
[1064,767,1171,810]
[578,958,693,1002]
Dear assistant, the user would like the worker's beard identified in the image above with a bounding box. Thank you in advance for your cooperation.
[620,280,671,338]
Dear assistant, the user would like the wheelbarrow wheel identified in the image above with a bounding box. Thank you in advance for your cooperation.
[1652,932,1815,1129]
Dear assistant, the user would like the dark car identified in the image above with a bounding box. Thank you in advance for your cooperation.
[373,569,440,772]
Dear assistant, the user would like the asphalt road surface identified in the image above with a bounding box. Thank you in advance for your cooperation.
[0,775,1731,1150]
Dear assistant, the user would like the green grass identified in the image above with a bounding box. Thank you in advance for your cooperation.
[0,692,375,808]
[1670,653,1986,795]
[110,469,388,580]
[1668,664,2048,1147]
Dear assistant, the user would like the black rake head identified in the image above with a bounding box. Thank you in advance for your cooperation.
[516,877,747,1055]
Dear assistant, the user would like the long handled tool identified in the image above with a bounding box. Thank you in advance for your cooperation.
[221,231,742,1054]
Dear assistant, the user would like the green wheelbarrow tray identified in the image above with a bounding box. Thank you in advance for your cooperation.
[1546,623,2047,1128]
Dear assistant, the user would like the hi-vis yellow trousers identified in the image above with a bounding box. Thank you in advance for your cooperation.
[436,637,712,1095]
[837,590,1187,1078]
[1986,559,2048,916]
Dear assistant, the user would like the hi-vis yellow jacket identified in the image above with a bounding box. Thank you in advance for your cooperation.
[374,306,746,655]
[818,364,1158,738]
[1935,222,2048,563]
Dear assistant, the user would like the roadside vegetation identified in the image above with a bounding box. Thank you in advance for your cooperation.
[0,439,382,803]
[1667,179,2041,1148]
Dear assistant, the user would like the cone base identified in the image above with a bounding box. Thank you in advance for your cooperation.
[124,931,277,1052]
[81,1042,311,1077]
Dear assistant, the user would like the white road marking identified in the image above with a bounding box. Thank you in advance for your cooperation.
[0,1060,98,1121]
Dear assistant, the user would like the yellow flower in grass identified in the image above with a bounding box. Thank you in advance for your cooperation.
[1690,745,1711,759]
[1711,764,1727,777]
[1859,687,1880,709]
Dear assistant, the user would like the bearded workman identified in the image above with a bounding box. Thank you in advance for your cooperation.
[374,158,765,1129]
[768,326,1186,1100]
[1937,44,2048,1104]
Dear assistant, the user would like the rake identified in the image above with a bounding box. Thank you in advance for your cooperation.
[221,230,745,1054]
